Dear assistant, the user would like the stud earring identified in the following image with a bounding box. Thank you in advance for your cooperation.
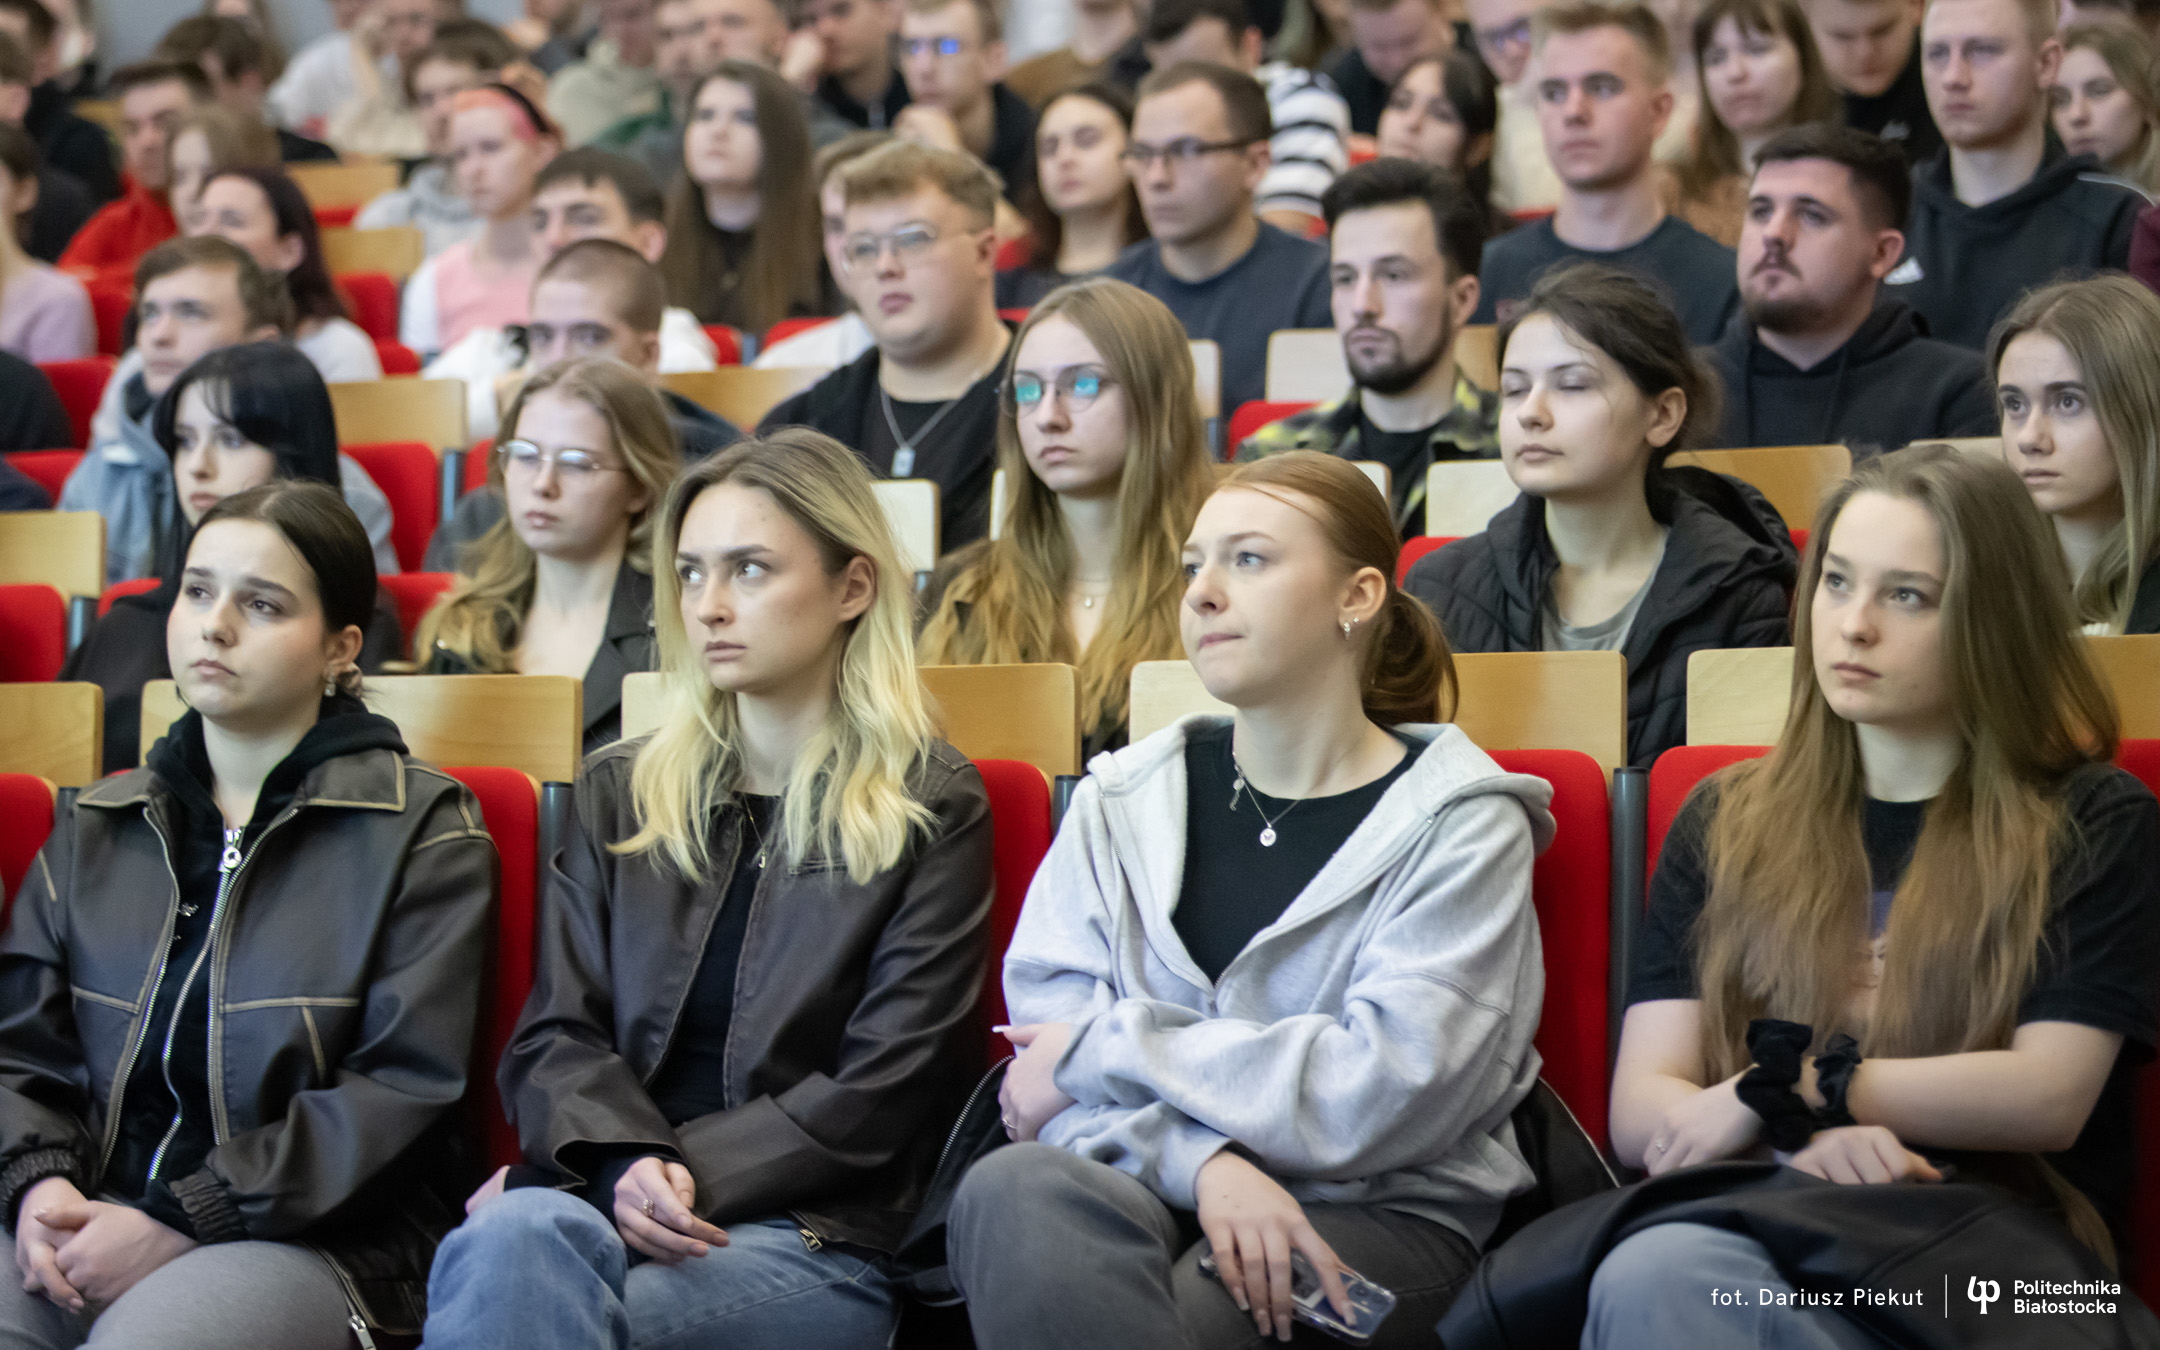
[1341,619,1354,639]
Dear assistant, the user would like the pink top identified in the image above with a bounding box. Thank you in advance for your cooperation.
[0,263,94,363]
[433,237,538,354]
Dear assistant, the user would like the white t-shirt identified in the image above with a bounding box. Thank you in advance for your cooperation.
[296,316,385,384]
[752,312,873,370]
[425,306,719,441]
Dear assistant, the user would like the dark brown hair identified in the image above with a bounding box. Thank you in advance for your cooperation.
[1677,0,1841,199]
[1021,83,1149,275]
[1136,60,1274,145]
[194,480,377,693]
[1218,451,1458,726]
[135,234,294,335]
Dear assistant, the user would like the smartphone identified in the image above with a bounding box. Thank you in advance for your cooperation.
[1196,1246,1398,1344]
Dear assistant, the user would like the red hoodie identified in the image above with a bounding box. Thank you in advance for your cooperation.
[59,180,177,291]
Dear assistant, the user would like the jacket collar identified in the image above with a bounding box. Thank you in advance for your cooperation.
[80,743,411,814]
[580,563,656,735]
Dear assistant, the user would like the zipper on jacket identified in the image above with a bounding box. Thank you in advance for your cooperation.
[94,813,188,1180]
[641,808,754,1101]
[204,806,304,1144]
[931,1056,1012,1181]
[145,829,243,1182]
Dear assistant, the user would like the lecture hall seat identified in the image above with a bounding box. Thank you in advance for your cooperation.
[87,284,130,357]
[1225,399,1317,449]
[762,316,830,350]
[701,325,744,365]
[97,576,159,616]
[442,764,542,1171]
[379,572,456,656]
[0,584,67,681]
[5,450,83,501]
[1395,535,1457,584]
[0,773,55,930]
[375,340,421,376]
[972,758,1054,1066]
[38,357,116,448]
[343,441,441,572]
[336,273,402,345]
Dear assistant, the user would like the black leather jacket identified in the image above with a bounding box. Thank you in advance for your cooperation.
[0,728,498,1332]
[499,735,994,1253]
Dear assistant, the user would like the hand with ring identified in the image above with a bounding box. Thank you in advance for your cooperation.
[612,1156,728,1264]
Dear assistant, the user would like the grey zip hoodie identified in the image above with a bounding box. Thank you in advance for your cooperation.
[1006,716,1555,1248]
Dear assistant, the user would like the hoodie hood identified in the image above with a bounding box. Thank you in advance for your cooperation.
[1710,297,1930,447]
[1910,137,2106,223]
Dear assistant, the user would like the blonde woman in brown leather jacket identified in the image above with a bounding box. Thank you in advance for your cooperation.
[424,430,994,1350]
[0,481,497,1349]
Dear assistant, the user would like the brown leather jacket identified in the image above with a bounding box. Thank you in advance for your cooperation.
[499,736,994,1253]
[0,745,498,1333]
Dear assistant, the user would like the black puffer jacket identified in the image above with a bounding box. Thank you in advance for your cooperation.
[1402,468,1797,768]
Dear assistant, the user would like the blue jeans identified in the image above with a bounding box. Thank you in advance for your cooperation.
[420,1187,898,1350]
[1582,1223,1886,1350]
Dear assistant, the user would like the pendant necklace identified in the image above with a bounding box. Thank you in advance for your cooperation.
[1227,748,1302,848]
[742,797,772,869]
[879,383,967,479]
[1074,576,1112,610]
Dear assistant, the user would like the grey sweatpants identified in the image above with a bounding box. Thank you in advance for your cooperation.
[0,1238,355,1350]
[949,1142,1481,1350]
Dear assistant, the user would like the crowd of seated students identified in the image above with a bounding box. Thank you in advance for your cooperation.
[11,0,2160,1343]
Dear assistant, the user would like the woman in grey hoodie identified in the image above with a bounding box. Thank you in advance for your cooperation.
[947,451,1555,1349]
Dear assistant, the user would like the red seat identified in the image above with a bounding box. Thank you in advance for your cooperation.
[762,316,830,350]
[336,272,401,344]
[2116,740,2160,1301]
[463,438,494,494]
[994,237,1031,271]
[379,571,455,656]
[38,357,115,448]
[972,758,1054,1065]
[1491,749,1611,1149]
[87,285,130,357]
[442,765,542,1171]
[97,576,160,617]
[0,584,66,680]
[997,307,1030,325]
[1395,535,1457,584]
[1790,527,1809,554]
[313,204,359,229]
[5,450,83,502]
[701,325,743,365]
[1226,399,1318,450]
[1645,745,1768,885]
[343,441,440,572]
[0,773,56,930]
[375,339,421,375]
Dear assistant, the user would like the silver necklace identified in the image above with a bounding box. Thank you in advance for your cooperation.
[878,383,968,479]
[741,796,773,869]
[1228,750,1303,848]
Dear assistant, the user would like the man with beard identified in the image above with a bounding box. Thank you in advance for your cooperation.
[1703,124,1993,451]
[1235,158,1497,539]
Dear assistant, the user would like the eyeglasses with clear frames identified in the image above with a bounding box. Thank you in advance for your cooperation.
[1006,365,1115,414]
[1118,137,1257,171]
[899,36,965,58]
[497,440,626,480]
[841,223,943,273]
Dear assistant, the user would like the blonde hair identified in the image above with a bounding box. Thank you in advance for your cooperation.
[617,430,939,884]
[840,138,1002,228]
[1534,0,1674,83]
[917,279,1215,739]
[1990,275,2160,633]
[2061,20,2160,193]
[414,359,679,671]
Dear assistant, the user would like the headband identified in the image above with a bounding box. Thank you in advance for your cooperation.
[451,83,557,143]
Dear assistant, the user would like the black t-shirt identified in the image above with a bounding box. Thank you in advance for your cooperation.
[859,380,1001,550]
[1474,215,1739,345]
[1173,722,1418,982]
[1631,764,2160,1238]
[645,793,780,1126]
[1841,38,1944,167]
[1356,411,1485,539]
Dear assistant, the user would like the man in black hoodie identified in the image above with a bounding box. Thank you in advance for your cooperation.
[1808,0,1944,164]
[1886,0,2146,349]
[1706,124,1994,450]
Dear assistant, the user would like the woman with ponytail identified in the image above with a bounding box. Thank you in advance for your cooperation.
[1587,446,2159,1346]
[946,451,1554,1349]
[423,430,994,1349]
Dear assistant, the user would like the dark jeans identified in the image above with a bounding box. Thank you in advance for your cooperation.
[949,1143,1480,1350]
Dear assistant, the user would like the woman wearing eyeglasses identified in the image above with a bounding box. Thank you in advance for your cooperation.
[416,358,678,752]
[917,278,1215,759]
[657,62,832,334]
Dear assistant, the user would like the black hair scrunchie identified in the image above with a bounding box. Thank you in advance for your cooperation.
[1736,1018,1820,1151]
[1812,1033,1862,1129]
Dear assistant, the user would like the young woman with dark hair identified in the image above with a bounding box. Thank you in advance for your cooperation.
[0,479,496,1349]
[997,82,1148,310]
[657,61,829,333]
[1376,52,1509,238]
[948,450,1553,1350]
[917,278,1213,758]
[191,166,382,382]
[1583,446,2158,1347]
[1667,0,1841,246]
[421,430,994,1349]
[60,342,403,774]
[1402,262,1795,768]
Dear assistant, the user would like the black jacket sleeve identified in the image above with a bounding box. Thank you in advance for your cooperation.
[0,809,97,1227]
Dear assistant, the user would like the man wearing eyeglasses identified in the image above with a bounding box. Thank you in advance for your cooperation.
[893,0,1036,199]
[1105,61,1333,417]
[1472,1,1740,343]
[761,139,1012,553]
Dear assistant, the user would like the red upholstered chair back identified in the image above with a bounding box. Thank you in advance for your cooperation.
[375,340,421,375]
[701,325,744,365]
[1225,400,1317,449]
[972,758,1054,1065]
[343,441,441,572]
[1645,745,1769,885]
[463,439,494,495]
[88,286,130,357]
[0,584,67,681]
[0,774,56,932]
[442,765,542,1170]
[98,576,161,616]
[5,450,84,499]
[1395,535,1456,584]
[336,273,401,343]
[1490,749,1611,1148]
[37,358,115,447]
[379,572,456,657]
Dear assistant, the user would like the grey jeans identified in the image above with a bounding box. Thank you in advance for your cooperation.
[949,1142,1480,1350]
[0,1237,354,1350]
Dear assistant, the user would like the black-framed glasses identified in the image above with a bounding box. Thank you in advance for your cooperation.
[1118,137,1257,171]
[1005,365,1116,413]
[497,440,626,479]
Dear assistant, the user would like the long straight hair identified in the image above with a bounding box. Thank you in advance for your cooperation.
[210,166,350,323]
[659,62,824,333]
[1678,0,1841,195]
[618,430,938,884]
[1019,84,1149,274]
[413,358,679,671]
[1695,448,2117,1079]
[915,278,1214,737]
[2062,20,2160,194]
[1990,277,2160,633]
